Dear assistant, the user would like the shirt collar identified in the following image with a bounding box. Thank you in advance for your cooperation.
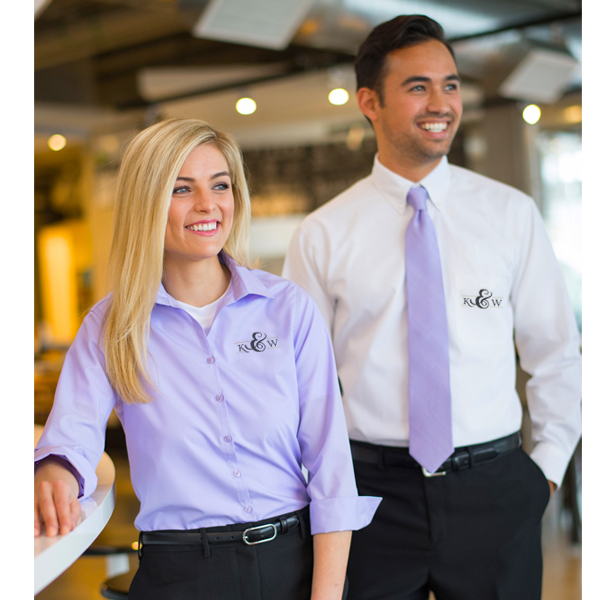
[155,252,273,307]
[371,154,452,215]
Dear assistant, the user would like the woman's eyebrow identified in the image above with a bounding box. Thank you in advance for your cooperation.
[175,172,230,182]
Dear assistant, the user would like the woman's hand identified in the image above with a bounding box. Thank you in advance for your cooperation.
[34,457,81,537]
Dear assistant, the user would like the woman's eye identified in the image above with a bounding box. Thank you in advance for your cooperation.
[213,182,230,191]
[173,186,189,194]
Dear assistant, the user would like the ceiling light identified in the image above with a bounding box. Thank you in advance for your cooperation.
[563,105,582,124]
[236,97,256,115]
[48,134,67,151]
[328,88,349,106]
[522,105,541,125]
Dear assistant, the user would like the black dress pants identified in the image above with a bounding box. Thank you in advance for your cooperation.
[129,509,316,600]
[346,446,551,600]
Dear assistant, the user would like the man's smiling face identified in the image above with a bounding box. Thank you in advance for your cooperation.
[364,39,463,175]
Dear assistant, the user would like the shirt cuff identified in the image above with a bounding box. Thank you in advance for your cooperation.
[529,441,575,488]
[309,496,382,535]
[34,448,97,499]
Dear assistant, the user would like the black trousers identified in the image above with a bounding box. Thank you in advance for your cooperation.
[347,446,551,600]
[129,508,317,600]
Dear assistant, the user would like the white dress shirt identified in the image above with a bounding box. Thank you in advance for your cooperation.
[282,155,581,487]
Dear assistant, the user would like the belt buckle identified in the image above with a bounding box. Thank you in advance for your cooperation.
[242,524,277,545]
[422,467,446,477]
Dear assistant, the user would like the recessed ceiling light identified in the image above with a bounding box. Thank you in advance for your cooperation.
[48,134,67,151]
[236,97,257,115]
[522,104,541,125]
[328,88,349,106]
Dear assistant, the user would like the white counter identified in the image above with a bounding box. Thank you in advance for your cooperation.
[34,426,116,595]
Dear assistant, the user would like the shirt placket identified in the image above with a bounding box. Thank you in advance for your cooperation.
[200,324,256,522]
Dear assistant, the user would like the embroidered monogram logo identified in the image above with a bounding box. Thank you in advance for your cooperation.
[236,332,280,353]
[461,289,503,309]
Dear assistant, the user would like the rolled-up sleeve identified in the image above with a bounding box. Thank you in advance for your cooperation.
[292,286,381,534]
[35,306,118,499]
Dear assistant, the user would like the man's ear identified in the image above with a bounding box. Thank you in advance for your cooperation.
[357,87,380,123]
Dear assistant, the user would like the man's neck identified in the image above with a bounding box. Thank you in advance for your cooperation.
[377,149,443,183]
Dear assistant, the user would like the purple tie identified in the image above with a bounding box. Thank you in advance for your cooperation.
[405,186,453,474]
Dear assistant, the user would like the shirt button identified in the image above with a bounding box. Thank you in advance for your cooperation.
[207,356,215,364]
[244,506,252,513]
[216,395,224,402]
[224,435,232,443]
[233,470,241,477]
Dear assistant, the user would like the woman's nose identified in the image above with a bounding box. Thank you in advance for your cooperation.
[194,191,215,211]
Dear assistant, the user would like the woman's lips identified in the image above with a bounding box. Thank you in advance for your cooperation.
[185,221,220,235]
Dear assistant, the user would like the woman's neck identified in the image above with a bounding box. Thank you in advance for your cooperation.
[162,254,231,307]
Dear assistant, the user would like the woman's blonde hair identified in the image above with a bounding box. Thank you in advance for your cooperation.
[103,118,251,404]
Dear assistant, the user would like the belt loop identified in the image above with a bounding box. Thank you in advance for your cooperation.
[280,516,289,535]
[377,447,385,471]
[297,509,309,540]
[468,447,476,468]
[138,531,143,561]
[199,528,211,559]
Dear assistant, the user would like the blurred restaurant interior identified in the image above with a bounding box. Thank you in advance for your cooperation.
[33,0,583,598]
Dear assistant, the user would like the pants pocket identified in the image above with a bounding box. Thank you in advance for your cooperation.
[520,450,551,513]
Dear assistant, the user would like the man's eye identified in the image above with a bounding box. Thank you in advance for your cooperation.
[445,83,459,91]
[410,85,426,92]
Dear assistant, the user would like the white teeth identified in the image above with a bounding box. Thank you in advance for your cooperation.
[420,123,447,132]
[187,222,218,232]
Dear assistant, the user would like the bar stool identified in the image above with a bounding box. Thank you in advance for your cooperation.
[100,570,135,599]
[84,545,136,600]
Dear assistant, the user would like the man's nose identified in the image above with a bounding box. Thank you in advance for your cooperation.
[426,89,449,115]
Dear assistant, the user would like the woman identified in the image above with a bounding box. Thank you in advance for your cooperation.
[34,119,380,600]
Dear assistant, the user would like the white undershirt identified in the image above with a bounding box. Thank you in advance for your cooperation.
[173,283,232,334]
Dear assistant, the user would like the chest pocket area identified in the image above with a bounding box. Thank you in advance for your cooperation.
[454,276,512,346]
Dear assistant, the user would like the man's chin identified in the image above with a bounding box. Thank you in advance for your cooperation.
[407,145,451,165]
[420,138,455,159]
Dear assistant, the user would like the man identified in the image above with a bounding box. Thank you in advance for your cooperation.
[282,14,581,600]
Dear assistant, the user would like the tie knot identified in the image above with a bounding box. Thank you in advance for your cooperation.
[407,187,428,212]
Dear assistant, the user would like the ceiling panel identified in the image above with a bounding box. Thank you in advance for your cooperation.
[34,0,581,146]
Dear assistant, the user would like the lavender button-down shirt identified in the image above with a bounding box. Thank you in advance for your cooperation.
[35,254,380,534]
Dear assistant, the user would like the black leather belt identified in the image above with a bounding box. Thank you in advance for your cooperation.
[350,432,521,477]
[139,507,306,550]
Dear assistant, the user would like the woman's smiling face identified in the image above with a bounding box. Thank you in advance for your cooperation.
[164,143,235,267]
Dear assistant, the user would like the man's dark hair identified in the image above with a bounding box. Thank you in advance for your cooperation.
[354,15,455,102]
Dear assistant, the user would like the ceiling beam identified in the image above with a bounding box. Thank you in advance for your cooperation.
[35,7,187,70]
[448,10,581,43]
